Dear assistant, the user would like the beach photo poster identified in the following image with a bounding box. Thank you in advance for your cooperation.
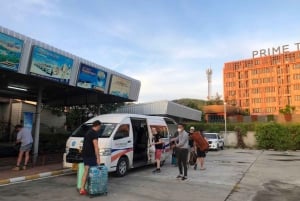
[0,32,24,71]
[109,75,131,98]
[29,46,73,84]
[76,63,107,92]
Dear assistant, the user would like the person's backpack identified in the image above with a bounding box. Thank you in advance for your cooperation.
[189,151,197,166]
[192,131,209,151]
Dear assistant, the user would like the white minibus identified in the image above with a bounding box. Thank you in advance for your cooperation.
[63,113,177,176]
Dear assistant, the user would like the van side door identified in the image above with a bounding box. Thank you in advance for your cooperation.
[111,123,133,168]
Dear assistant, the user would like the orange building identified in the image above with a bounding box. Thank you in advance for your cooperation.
[223,50,300,115]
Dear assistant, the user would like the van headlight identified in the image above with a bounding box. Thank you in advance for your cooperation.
[100,148,111,156]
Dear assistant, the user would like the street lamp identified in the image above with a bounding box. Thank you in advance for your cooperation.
[224,102,227,146]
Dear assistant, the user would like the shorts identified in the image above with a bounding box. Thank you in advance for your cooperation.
[196,148,206,158]
[83,156,97,166]
[155,149,163,160]
[20,143,32,152]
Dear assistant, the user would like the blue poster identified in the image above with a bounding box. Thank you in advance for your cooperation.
[0,32,24,71]
[29,46,73,84]
[76,63,107,92]
[23,112,33,132]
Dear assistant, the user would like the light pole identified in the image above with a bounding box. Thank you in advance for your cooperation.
[224,102,227,146]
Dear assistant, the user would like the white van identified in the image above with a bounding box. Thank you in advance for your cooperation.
[63,113,177,176]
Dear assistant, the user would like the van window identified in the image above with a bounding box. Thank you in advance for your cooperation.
[150,126,168,138]
[71,123,117,138]
[114,124,130,140]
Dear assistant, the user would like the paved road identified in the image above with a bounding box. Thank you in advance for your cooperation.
[0,149,299,201]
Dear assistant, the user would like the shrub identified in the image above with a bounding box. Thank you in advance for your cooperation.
[255,123,300,150]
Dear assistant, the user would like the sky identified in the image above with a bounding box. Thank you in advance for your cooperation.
[1,0,300,103]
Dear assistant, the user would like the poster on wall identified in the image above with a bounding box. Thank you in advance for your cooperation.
[109,75,131,98]
[76,63,107,92]
[29,46,73,84]
[23,112,33,132]
[0,32,24,71]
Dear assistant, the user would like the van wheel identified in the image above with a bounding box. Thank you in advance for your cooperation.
[116,157,128,177]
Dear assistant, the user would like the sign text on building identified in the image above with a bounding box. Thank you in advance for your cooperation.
[252,42,300,58]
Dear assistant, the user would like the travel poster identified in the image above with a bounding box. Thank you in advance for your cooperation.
[76,63,107,92]
[0,32,24,71]
[23,112,33,132]
[29,46,73,84]
[109,75,131,98]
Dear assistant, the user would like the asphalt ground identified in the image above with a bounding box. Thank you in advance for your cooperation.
[0,149,299,201]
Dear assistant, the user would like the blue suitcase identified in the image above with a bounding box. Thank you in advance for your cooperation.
[87,164,108,197]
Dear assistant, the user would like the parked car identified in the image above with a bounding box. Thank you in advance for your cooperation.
[203,133,224,150]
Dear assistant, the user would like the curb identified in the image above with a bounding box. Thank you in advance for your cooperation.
[0,168,73,186]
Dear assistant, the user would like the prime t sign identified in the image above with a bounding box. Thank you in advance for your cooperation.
[252,42,300,58]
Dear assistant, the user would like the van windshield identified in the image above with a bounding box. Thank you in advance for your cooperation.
[71,123,117,138]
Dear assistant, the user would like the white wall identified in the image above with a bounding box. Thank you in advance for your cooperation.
[221,131,257,148]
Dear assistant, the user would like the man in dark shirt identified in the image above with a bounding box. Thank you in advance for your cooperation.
[151,127,164,173]
[80,120,101,195]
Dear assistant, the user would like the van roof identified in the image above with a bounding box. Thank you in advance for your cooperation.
[85,113,166,124]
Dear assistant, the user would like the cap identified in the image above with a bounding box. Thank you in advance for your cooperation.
[190,126,195,131]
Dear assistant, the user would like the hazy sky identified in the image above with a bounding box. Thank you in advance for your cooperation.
[1,0,300,102]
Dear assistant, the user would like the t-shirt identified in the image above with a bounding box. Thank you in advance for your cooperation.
[82,129,98,158]
[154,134,163,150]
[188,132,194,148]
[17,128,33,146]
[174,130,189,150]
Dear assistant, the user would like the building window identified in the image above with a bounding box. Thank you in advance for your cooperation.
[253,108,261,113]
[293,74,300,80]
[295,95,300,101]
[294,84,300,90]
[294,63,300,69]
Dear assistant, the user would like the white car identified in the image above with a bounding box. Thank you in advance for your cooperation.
[203,133,224,150]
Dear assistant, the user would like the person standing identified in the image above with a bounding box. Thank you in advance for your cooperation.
[151,127,164,173]
[192,130,208,170]
[12,125,33,171]
[172,124,189,181]
[79,120,101,195]
[188,126,195,165]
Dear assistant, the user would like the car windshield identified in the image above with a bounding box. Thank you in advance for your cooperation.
[71,123,117,138]
[204,133,218,139]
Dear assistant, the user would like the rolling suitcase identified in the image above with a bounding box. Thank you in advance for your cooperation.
[87,164,108,197]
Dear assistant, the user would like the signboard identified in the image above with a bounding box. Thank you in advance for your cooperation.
[76,63,107,92]
[109,75,131,98]
[29,46,73,84]
[0,32,23,71]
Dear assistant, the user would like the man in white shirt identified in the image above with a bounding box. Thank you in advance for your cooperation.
[12,125,33,171]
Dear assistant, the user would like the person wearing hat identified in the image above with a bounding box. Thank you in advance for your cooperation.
[187,127,195,166]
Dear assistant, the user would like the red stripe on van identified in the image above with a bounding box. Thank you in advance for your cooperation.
[111,148,133,162]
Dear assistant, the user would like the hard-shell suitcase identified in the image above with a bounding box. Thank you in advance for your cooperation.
[87,164,108,197]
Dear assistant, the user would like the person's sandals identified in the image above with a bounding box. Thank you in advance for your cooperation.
[79,189,88,195]
[12,166,20,171]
